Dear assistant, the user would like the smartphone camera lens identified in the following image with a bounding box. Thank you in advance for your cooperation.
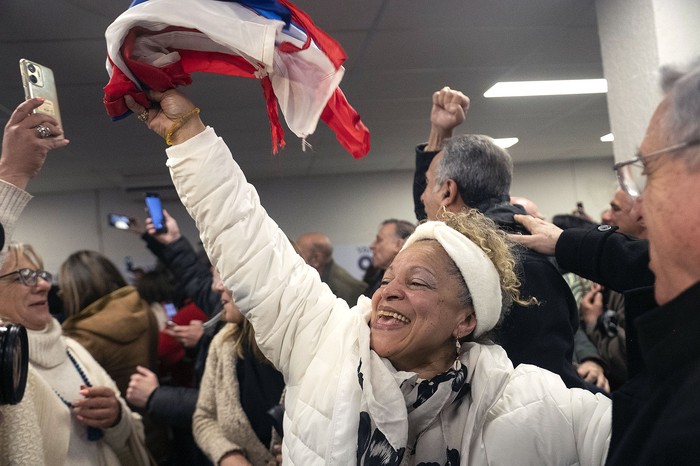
[29,75,38,84]
[27,63,36,73]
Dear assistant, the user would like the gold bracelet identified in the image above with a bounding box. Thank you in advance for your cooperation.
[165,107,201,145]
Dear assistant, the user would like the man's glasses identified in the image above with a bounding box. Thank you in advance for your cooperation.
[613,139,700,197]
[0,268,53,287]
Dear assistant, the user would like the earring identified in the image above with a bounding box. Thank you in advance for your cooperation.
[453,336,462,370]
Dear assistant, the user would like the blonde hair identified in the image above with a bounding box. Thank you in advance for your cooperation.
[4,243,44,271]
[222,318,269,363]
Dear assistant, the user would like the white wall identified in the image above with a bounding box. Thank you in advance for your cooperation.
[510,157,616,221]
[13,156,615,281]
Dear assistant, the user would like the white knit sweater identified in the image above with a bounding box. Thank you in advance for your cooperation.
[0,319,151,466]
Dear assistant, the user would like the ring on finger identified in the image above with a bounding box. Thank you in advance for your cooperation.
[137,110,149,122]
[36,124,52,139]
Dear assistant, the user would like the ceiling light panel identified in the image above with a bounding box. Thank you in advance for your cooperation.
[484,79,607,97]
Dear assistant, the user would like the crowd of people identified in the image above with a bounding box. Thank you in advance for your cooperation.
[0,52,699,465]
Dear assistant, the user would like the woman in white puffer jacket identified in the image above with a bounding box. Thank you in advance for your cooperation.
[127,90,611,466]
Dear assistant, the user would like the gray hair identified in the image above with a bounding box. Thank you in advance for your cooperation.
[659,56,700,171]
[380,219,416,240]
[436,134,513,210]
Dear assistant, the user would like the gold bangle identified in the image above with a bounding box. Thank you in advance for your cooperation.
[165,107,201,145]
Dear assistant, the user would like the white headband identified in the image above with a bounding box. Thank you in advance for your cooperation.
[401,221,502,337]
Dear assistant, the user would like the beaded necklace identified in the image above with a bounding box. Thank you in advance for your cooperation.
[52,348,104,441]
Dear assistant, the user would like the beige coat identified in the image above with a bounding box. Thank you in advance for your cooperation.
[193,324,278,465]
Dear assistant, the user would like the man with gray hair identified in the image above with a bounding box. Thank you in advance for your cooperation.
[511,56,700,464]
[601,187,646,238]
[597,57,700,465]
[412,87,594,391]
[365,219,416,297]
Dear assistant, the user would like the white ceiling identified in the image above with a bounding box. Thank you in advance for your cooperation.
[0,0,611,194]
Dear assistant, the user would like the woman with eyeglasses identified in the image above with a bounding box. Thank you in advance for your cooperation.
[59,250,160,397]
[0,242,151,465]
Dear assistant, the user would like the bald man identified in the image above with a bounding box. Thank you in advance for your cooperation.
[296,232,366,304]
[510,196,546,220]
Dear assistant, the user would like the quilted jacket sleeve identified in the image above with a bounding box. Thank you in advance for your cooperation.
[165,127,351,386]
[156,236,221,316]
[483,365,611,466]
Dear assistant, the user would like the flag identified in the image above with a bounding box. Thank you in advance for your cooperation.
[104,0,370,157]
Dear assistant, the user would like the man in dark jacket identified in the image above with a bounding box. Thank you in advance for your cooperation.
[511,56,700,465]
[412,87,595,391]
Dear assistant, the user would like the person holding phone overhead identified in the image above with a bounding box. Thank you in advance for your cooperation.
[127,89,611,465]
[19,59,64,137]
[145,193,168,234]
[0,96,69,464]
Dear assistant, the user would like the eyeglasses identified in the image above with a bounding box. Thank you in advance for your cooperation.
[0,268,52,287]
[613,139,700,197]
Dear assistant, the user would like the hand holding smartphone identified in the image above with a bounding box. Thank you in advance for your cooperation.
[164,303,177,321]
[145,193,168,234]
[19,59,63,130]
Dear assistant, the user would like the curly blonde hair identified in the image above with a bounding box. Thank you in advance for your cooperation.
[433,208,535,340]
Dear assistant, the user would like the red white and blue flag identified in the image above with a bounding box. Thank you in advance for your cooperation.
[104,0,370,157]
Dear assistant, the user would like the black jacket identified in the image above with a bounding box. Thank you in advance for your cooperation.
[142,234,220,466]
[413,145,586,389]
[606,281,700,465]
[555,226,656,377]
[143,234,220,316]
[555,225,654,292]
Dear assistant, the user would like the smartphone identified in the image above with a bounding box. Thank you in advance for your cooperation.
[145,192,168,233]
[108,213,132,230]
[164,302,177,321]
[19,59,63,129]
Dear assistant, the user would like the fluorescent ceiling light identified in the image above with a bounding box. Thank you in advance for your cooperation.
[493,137,519,149]
[484,79,607,98]
[600,133,614,142]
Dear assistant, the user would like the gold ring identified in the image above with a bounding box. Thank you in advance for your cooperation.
[137,110,149,122]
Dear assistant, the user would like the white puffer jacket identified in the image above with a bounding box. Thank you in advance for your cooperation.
[166,127,611,465]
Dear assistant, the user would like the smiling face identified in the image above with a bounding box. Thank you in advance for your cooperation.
[0,254,52,330]
[370,240,476,379]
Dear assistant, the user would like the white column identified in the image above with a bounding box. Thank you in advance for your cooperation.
[596,0,700,163]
